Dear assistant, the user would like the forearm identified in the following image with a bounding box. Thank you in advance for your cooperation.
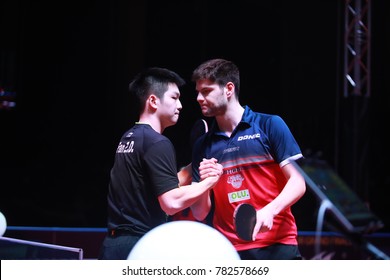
[264,176,306,216]
[158,177,217,216]
[190,190,211,221]
[178,163,192,186]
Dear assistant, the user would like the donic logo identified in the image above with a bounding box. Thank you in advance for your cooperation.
[237,133,260,141]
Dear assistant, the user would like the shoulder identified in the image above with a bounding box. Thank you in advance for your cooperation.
[134,124,170,141]
[243,106,285,127]
[129,124,174,153]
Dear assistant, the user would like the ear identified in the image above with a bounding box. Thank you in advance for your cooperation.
[147,94,159,109]
[225,82,235,98]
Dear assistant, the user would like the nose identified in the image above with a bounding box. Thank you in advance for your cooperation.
[197,92,204,103]
[177,99,183,110]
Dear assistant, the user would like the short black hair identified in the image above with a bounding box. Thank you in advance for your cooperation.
[129,67,185,112]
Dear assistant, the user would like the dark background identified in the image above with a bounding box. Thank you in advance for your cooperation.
[0,0,389,233]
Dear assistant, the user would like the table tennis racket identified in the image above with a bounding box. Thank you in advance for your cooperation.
[170,119,209,221]
[190,118,208,149]
[234,203,257,241]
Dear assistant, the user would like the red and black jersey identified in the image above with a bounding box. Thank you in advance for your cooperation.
[192,106,303,251]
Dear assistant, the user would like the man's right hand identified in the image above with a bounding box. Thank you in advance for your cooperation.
[199,158,223,184]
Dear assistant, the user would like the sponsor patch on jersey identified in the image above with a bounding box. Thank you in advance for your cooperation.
[116,141,134,153]
[237,133,260,141]
[223,146,240,154]
[227,173,244,188]
[228,189,250,203]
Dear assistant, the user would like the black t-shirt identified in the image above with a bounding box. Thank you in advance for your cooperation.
[106,123,179,235]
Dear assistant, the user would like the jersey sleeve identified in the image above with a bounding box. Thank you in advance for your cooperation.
[267,115,303,165]
[144,139,179,196]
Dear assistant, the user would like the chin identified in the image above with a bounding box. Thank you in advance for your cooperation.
[202,111,212,117]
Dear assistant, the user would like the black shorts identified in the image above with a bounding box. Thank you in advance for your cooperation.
[238,243,302,260]
[98,233,141,260]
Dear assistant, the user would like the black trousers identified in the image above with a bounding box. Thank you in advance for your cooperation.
[238,244,302,260]
[98,233,141,260]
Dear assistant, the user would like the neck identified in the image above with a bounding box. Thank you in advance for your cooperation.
[216,103,244,136]
[138,115,163,134]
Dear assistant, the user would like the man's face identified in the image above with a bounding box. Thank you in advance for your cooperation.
[158,83,182,128]
[195,79,227,117]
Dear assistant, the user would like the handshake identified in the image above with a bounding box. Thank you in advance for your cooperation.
[199,158,223,184]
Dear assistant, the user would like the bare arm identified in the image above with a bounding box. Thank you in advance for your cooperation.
[177,163,192,186]
[251,162,306,240]
[158,159,222,216]
[190,158,221,220]
[189,190,211,221]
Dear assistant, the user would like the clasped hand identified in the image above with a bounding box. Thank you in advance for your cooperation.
[199,158,223,182]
